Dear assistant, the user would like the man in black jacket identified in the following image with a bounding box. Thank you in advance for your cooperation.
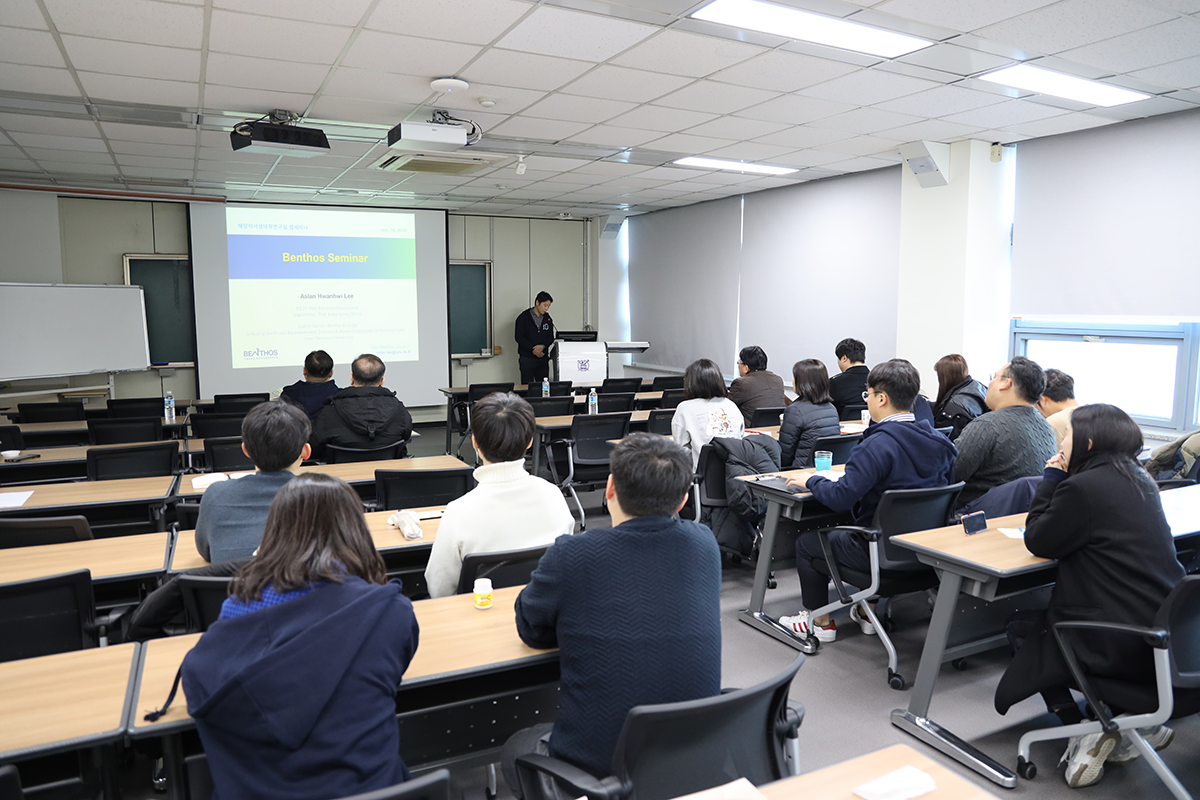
[828,337,869,420]
[310,354,412,461]
[514,291,555,385]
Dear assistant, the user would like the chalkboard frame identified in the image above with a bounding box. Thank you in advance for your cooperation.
[448,260,493,358]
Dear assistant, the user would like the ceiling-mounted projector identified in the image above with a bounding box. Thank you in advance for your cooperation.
[230,121,330,158]
[387,121,468,153]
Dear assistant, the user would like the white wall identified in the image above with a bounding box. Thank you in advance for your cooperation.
[0,189,63,283]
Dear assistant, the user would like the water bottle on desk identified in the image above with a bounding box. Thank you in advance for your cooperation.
[587,388,598,415]
[542,377,550,397]
[164,391,175,422]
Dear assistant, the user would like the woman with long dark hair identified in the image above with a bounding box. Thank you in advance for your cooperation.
[182,473,420,800]
[931,354,988,440]
[777,359,841,469]
[671,358,744,468]
[994,404,1183,788]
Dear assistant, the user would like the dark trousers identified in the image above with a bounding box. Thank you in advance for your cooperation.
[520,355,551,385]
[794,529,872,611]
[500,723,555,800]
[1006,609,1084,724]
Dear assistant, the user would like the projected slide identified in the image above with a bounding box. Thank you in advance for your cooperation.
[226,207,419,369]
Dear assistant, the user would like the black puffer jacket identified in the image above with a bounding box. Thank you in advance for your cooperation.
[778,400,841,469]
[310,386,412,461]
[700,435,780,556]
[932,378,988,440]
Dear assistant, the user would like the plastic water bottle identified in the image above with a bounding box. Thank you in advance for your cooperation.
[588,388,598,415]
[542,377,550,397]
[163,391,175,422]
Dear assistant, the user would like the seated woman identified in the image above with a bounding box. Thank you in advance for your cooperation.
[182,473,420,800]
[930,354,988,440]
[672,358,745,468]
[994,404,1184,789]
[778,359,841,469]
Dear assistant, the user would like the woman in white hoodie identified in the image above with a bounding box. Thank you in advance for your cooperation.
[671,358,745,469]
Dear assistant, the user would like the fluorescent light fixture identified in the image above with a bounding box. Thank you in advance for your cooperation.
[691,0,932,59]
[673,156,798,175]
[979,64,1150,107]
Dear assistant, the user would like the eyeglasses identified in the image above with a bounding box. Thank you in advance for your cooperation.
[989,371,1009,382]
[861,390,871,401]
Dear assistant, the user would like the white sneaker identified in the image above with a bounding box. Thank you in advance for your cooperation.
[778,611,837,642]
[849,604,877,636]
[1060,731,1119,788]
[1108,725,1174,764]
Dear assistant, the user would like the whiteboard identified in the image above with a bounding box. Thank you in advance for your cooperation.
[0,283,150,380]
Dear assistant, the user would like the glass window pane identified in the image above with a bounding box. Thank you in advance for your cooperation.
[1024,339,1177,420]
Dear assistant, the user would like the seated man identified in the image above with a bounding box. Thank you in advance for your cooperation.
[502,434,721,790]
[727,345,787,424]
[310,353,413,461]
[279,349,339,420]
[1036,368,1080,450]
[194,400,311,564]
[954,356,1056,507]
[423,392,575,598]
[781,359,956,641]
[828,337,869,420]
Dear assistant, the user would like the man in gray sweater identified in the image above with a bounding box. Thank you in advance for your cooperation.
[194,401,311,564]
[953,356,1056,507]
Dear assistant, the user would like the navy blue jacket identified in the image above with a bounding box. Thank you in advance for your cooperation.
[182,577,419,800]
[514,516,721,777]
[514,308,554,359]
[807,419,956,525]
[280,379,339,420]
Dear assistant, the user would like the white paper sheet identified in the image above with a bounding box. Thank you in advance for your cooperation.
[852,765,937,800]
[0,490,34,509]
[998,527,1025,539]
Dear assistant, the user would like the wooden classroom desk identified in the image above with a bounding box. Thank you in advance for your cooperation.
[175,455,471,497]
[16,417,187,447]
[0,440,187,485]
[0,475,176,529]
[0,531,170,585]
[531,408,652,477]
[759,744,998,800]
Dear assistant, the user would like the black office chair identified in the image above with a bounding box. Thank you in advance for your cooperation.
[800,482,965,689]
[454,383,515,459]
[516,656,804,800]
[646,408,675,435]
[375,467,474,511]
[326,442,407,464]
[839,401,868,422]
[596,393,635,413]
[526,396,574,418]
[213,393,269,414]
[0,569,97,662]
[190,412,247,439]
[0,425,24,450]
[1015,575,1200,797]
[203,436,255,472]
[87,416,164,444]
[18,402,86,422]
[599,378,642,394]
[178,575,232,633]
[0,765,23,800]
[0,515,93,548]
[107,397,167,418]
[547,412,632,530]
[455,545,551,595]
[660,389,686,409]
[696,441,731,527]
[811,433,862,466]
[336,770,451,800]
[650,375,684,391]
[748,407,786,428]
[86,441,179,481]
[174,501,201,532]
[525,381,573,398]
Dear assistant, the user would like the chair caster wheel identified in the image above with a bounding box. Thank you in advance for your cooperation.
[799,636,819,654]
[767,577,778,589]
[887,670,906,690]
[1017,757,1036,780]
[952,658,968,670]
[881,617,896,633]
[463,787,490,800]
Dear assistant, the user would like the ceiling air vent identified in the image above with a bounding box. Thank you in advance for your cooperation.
[369,150,507,175]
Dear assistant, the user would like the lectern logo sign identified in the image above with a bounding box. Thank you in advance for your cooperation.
[577,359,591,372]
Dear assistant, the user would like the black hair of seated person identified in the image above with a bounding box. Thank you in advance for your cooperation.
[351,353,385,385]
[1042,368,1075,402]
[304,350,334,379]
[739,345,768,372]
[610,433,694,518]
[472,392,536,463]
[866,359,921,412]
[835,337,866,363]
[241,400,311,472]
[683,358,726,401]
[934,354,970,406]
[1005,356,1047,405]
[792,359,833,406]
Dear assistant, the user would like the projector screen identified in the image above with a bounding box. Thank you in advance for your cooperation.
[191,203,449,407]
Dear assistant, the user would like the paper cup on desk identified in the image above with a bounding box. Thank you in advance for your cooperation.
[1,450,19,459]
[814,451,833,472]
[861,410,871,425]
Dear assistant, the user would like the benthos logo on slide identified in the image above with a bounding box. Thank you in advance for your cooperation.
[243,347,279,359]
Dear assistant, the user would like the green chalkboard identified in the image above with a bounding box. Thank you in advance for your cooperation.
[126,256,197,365]
[448,261,491,356]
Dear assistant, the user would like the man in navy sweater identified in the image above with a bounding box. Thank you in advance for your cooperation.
[279,349,339,420]
[781,359,956,642]
[503,433,721,792]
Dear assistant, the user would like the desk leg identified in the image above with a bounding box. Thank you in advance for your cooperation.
[444,396,455,455]
[737,501,813,653]
[891,570,1017,788]
[531,428,546,479]
[163,734,187,800]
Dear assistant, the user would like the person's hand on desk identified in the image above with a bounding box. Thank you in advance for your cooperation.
[532,345,545,358]
[785,473,815,491]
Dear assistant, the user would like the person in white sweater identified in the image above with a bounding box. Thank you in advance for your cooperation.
[671,358,745,469]
[424,391,575,598]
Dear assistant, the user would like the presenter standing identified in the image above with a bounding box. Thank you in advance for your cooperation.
[515,291,555,385]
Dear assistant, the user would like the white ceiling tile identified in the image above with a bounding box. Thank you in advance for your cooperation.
[205,54,332,95]
[560,66,693,104]
[306,96,418,125]
[611,29,766,78]
[642,132,739,153]
[684,116,789,139]
[366,0,533,45]
[110,140,196,158]
[208,10,353,65]
[523,94,637,124]
[0,160,39,173]
[736,94,856,124]
[464,49,592,91]
[701,141,797,161]
[10,131,109,152]
[202,86,313,115]
[818,155,896,173]
[799,69,940,105]
[974,0,1174,54]
[750,125,848,148]
[100,122,198,145]
[321,69,433,105]
[1130,55,1200,88]
[653,81,779,114]
[893,43,1014,76]
[565,125,672,148]
[0,28,64,68]
[633,165,710,181]
[435,82,546,115]
[878,118,985,141]
[941,98,1069,127]
[1003,111,1118,137]
[60,36,201,83]
[813,134,905,156]
[0,64,81,97]
[81,72,198,107]
[35,161,120,175]
[873,84,1006,116]
[339,31,481,77]
[489,117,593,141]
[327,141,386,159]
[967,128,1031,143]
[113,154,195,169]
[1059,16,1200,73]
[873,0,1059,32]
[0,1,48,28]
[608,105,719,131]
[809,107,924,133]
[569,161,650,177]
[43,0,203,48]
[521,155,594,171]
[496,6,656,61]
[120,167,194,179]
[0,113,98,136]
[22,147,113,162]
[711,50,861,93]
[214,0,375,26]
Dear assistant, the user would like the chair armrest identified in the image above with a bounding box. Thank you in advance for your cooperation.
[515,754,626,800]
[778,700,805,738]
[814,525,880,605]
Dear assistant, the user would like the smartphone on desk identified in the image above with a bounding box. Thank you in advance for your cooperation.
[4,454,40,463]
[961,510,987,535]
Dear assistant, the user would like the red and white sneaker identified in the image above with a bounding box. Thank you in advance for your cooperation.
[779,611,837,642]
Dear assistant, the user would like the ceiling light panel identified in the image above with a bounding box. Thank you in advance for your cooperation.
[673,156,797,175]
[979,64,1151,107]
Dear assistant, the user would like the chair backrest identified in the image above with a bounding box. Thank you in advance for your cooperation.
[651,375,684,391]
[174,501,201,531]
[86,441,179,481]
[455,544,551,595]
[213,393,269,414]
[88,416,164,445]
[0,515,93,549]
[610,656,804,800]
[526,396,574,418]
[178,575,232,633]
[326,442,407,464]
[600,378,643,394]
[375,467,474,511]
[872,482,966,568]
[0,570,97,662]
[107,397,167,418]
[18,402,86,422]
[597,392,636,413]
[748,407,786,428]
[838,401,868,422]
[525,381,572,398]
[468,382,515,403]
[0,764,22,800]
[660,389,686,409]
[647,408,675,436]
[335,769,451,800]
[1157,574,1200,687]
[204,436,256,472]
[812,433,861,466]
[696,444,729,508]
[0,425,25,450]
[190,413,247,439]
[570,412,632,464]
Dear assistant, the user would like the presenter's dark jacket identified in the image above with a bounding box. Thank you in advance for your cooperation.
[829,365,869,420]
[994,457,1184,715]
[514,308,554,359]
[309,385,412,460]
[280,379,340,420]
[182,577,420,800]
